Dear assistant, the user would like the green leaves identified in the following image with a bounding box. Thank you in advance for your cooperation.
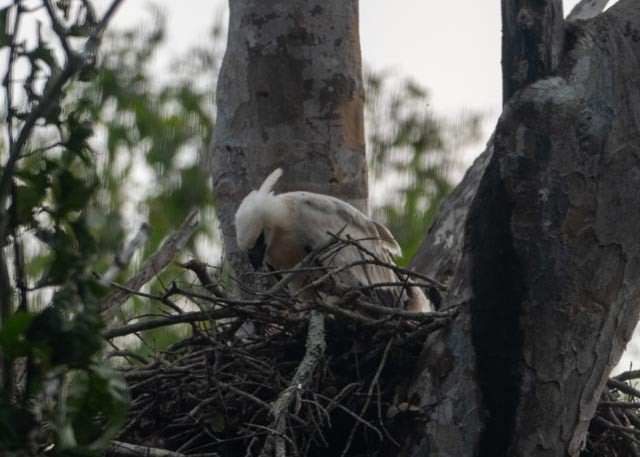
[365,70,482,263]
[0,311,36,360]
[27,304,102,368]
[13,184,41,226]
[55,365,129,453]
[0,2,136,455]
[0,402,36,451]
[53,169,96,215]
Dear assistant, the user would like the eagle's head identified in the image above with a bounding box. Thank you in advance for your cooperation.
[235,168,283,269]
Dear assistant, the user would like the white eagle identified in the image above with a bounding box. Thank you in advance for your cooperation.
[234,168,433,312]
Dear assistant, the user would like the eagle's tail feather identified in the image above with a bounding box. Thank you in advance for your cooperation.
[259,168,283,195]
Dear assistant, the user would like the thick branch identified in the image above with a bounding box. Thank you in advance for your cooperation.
[211,0,368,294]
[259,310,326,457]
[501,0,565,103]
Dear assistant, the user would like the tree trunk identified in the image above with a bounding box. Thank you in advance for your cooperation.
[398,1,640,455]
[210,0,368,284]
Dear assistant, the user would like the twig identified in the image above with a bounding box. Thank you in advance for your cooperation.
[314,391,383,437]
[340,337,393,457]
[350,296,455,319]
[103,309,236,339]
[592,416,640,440]
[609,378,640,399]
[0,0,24,331]
[43,0,73,57]
[178,259,228,298]
[326,234,446,289]
[0,0,125,243]
[263,238,340,296]
[10,189,27,312]
[105,350,148,364]
[107,440,219,457]
[616,370,640,382]
[600,401,640,409]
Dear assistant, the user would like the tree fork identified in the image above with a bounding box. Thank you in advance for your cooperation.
[399,1,640,455]
[501,0,565,103]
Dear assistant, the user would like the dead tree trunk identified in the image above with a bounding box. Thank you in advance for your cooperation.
[501,0,565,103]
[399,1,640,455]
[210,0,368,283]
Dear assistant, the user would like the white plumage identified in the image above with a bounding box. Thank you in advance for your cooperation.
[235,168,433,312]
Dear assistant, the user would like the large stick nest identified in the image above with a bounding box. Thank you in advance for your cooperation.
[107,239,452,457]
[102,234,640,457]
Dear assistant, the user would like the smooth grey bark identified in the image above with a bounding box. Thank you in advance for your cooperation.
[396,1,640,456]
[501,0,565,103]
[211,0,368,285]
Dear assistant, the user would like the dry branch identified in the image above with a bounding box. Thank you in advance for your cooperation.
[100,209,198,320]
[100,223,153,286]
[103,309,237,339]
[259,310,326,457]
[111,237,451,456]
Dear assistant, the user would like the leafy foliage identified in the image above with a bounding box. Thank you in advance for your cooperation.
[365,70,482,263]
[0,1,130,454]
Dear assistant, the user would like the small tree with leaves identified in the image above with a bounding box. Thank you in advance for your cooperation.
[0,1,131,454]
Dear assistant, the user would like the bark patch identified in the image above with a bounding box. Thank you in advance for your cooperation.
[338,97,365,149]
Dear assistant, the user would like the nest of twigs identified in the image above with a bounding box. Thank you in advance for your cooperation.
[102,231,640,457]
[107,238,452,457]
[583,373,640,457]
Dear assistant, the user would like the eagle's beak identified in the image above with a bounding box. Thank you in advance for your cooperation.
[248,230,266,270]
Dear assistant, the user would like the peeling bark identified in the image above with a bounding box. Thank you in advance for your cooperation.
[210,0,368,284]
[399,1,640,455]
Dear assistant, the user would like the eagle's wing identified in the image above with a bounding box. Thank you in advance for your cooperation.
[282,192,431,310]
